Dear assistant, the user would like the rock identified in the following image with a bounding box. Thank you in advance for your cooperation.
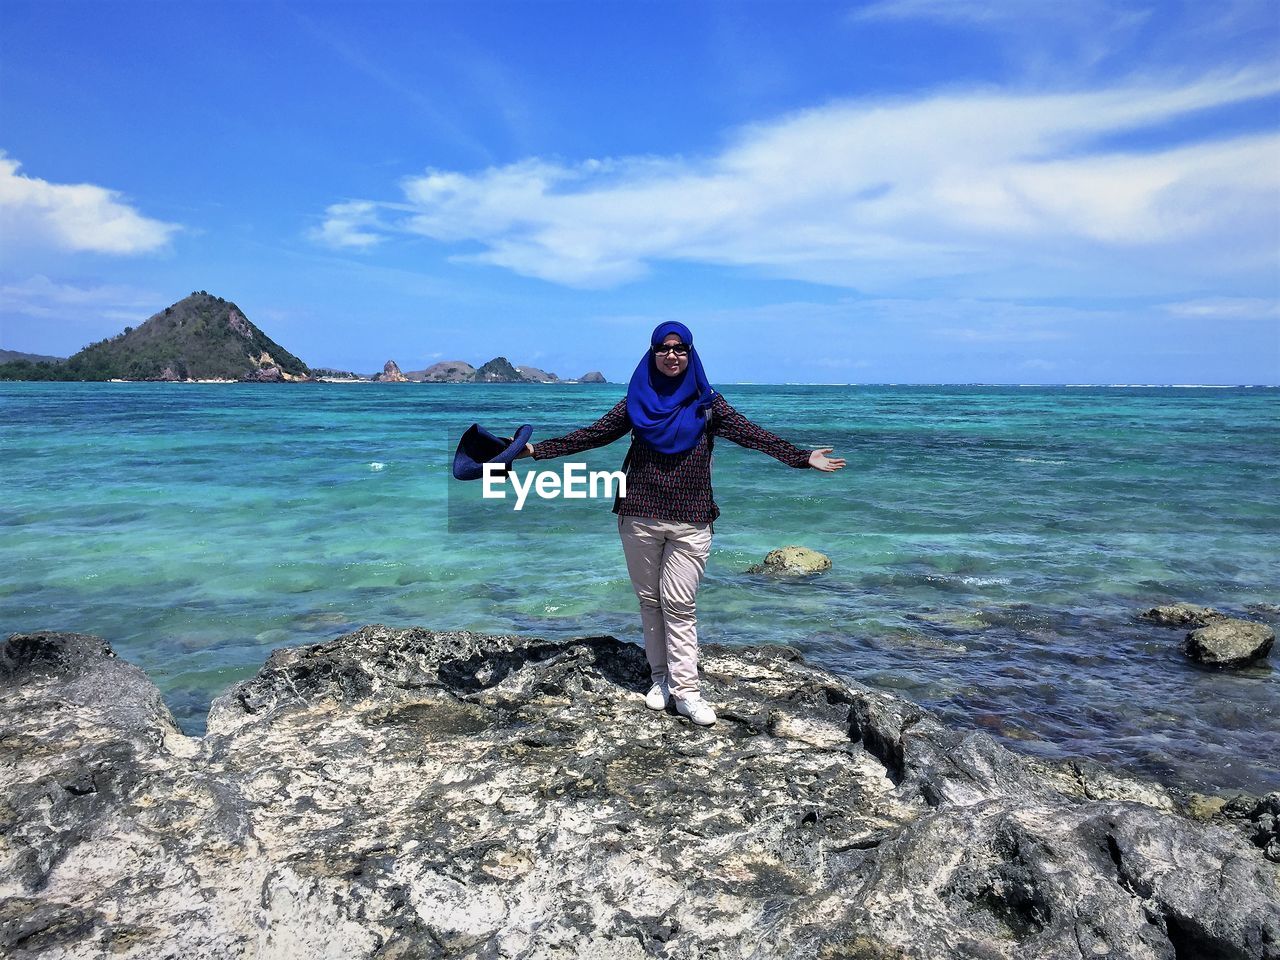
[1183,618,1275,668]
[240,364,283,382]
[1188,793,1231,821]
[747,545,832,576]
[153,364,183,382]
[578,371,607,383]
[3,627,1278,960]
[373,360,407,382]
[1246,794,1280,864]
[1140,602,1227,628]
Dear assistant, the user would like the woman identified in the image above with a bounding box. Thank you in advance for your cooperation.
[515,322,844,726]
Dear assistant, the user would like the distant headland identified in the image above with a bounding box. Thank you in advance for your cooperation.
[0,291,608,384]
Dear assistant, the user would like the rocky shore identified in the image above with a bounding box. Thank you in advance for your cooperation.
[2,626,1277,959]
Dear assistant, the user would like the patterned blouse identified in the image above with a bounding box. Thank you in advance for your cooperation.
[532,393,812,524]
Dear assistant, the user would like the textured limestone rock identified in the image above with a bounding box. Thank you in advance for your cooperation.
[374,360,408,383]
[1184,619,1275,668]
[747,546,832,576]
[1139,602,1227,629]
[2,627,1277,960]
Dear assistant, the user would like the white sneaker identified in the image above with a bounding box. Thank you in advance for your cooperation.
[645,680,670,710]
[674,695,717,726]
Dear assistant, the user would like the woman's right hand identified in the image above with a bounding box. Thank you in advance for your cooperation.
[809,448,845,471]
[504,439,535,459]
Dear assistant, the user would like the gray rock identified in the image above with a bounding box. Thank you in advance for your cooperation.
[1248,794,1280,864]
[747,545,832,576]
[2,627,1277,960]
[1183,618,1275,668]
[373,359,407,382]
[1140,602,1227,628]
[578,371,607,383]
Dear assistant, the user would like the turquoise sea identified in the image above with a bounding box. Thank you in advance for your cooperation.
[2,382,1277,794]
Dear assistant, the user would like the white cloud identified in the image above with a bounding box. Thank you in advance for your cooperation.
[316,70,1280,295]
[0,154,180,255]
[310,200,385,248]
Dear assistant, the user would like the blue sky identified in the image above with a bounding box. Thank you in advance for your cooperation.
[1,0,1277,383]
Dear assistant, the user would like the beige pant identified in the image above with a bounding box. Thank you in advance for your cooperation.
[618,515,713,700]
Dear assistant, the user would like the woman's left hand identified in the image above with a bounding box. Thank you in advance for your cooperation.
[809,448,845,472]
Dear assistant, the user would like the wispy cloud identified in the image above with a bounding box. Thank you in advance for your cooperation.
[315,70,1280,296]
[0,154,180,256]
[289,7,532,162]
[310,200,386,249]
[848,0,1147,31]
[847,0,1153,75]
[1162,297,1280,320]
[0,275,170,355]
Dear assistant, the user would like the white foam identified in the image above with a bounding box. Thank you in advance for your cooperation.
[1013,457,1066,465]
[369,462,386,471]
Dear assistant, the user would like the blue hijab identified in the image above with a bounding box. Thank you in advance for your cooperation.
[626,321,717,454]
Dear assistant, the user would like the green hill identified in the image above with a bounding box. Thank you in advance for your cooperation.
[0,292,310,381]
[472,356,524,382]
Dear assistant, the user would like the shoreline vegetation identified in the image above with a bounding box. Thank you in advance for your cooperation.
[2,625,1276,958]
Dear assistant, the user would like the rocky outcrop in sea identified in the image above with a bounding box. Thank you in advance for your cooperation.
[2,627,1277,959]
[1140,603,1275,668]
[374,360,409,382]
[747,545,832,576]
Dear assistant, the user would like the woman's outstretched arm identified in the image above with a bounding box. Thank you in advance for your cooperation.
[522,398,632,461]
[712,395,845,471]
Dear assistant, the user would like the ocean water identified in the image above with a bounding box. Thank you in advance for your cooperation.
[2,381,1277,795]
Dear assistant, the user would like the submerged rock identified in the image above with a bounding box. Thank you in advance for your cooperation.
[2,626,1277,960]
[747,545,832,576]
[1140,602,1227,628]
[1184,618,1275,668]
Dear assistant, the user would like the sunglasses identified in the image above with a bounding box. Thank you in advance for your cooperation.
[652,342,691,356]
